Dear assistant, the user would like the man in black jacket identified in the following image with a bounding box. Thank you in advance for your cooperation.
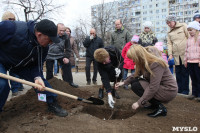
[83,28,104,85]
[46,23,78,88]
[94,46,123,108]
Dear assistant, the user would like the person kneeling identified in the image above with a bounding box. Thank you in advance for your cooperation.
[115,45,178,117]
[94,46,123,108]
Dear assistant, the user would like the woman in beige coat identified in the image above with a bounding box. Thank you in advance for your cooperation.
[115,45,178,118]
[166,15,190,95]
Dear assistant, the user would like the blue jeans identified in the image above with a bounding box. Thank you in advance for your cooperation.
[54,60,58,75]
[0,63,57,112]
[9,71,23,93]
[123,68,135,80]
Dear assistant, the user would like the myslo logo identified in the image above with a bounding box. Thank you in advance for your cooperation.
[172,127,198,132]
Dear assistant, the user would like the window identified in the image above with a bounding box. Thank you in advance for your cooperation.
[156,22,160,25]
[149,5,152,8]
[149,10,153,14]
[143,17,147,21]
[156,28,160,32]
[156,10,159,13]
[162,9,166,12]
[156,4,159,7]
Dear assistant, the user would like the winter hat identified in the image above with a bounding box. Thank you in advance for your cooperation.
[193,11,200,20]
[142,21,153,29]
[131,35,139,43]
[166,15,177,22]
[187,21,200,31]
[155,42,163,52]
[2,11,15,21]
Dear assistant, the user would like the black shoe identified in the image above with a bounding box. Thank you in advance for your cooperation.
[98,88,104,99]
[70,83,79,88]
[147,104,167,117]
[93,81,97,85]
[86,81,91,85]
[48,101,68,117]
[111,89,120,99]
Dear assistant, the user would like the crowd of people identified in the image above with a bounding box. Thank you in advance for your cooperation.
[0,10,200,118]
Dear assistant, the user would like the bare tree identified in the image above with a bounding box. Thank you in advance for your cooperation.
[2,0,65,22]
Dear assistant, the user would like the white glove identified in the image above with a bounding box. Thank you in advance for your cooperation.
[90,35,94,40]
[76,58,79,61]
[115,68,121,78]
[108,94,115,108]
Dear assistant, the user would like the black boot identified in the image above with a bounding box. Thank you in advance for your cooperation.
[48,101,68,117]
[98,88,104,99]
[111,89,120,99]
[147,104,167,117]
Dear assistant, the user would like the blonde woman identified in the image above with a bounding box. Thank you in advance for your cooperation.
[115,45,178,117]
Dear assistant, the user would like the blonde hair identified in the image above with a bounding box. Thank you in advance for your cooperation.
[2,11,15,21]
[94,48,109,63]
[127,45,167,77]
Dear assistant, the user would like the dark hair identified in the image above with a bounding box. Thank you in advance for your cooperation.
[65,27,71,33]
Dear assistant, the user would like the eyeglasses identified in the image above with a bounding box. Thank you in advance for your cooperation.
[8,18,15,21]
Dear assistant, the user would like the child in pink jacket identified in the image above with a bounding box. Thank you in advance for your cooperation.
[154,42,168,63]
[121,35,139,89]
[184,21,200,102]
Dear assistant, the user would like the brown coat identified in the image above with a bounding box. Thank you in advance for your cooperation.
[124,62,178,107]
[69,36,79,66]
[167,22,189,65]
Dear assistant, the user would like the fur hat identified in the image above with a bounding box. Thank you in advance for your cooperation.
[142,21,153,29]
[94,48,109,63]
[187,21,200,31]
[193,11,200,20]
[155,42,163,52]
[2,11,15,21]
[131,35,139,43]
[166,15,176,22]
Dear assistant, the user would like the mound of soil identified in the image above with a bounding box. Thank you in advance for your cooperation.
[0,78,200,133]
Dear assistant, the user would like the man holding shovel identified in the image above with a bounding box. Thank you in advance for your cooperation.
[0,19,68,117]
[94,46,123,108]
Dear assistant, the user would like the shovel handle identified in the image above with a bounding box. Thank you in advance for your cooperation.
[0,73,78,100]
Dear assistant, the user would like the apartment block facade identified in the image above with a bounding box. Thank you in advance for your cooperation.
[91,0,200,42]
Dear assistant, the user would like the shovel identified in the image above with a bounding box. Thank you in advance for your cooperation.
[0,73,104,105]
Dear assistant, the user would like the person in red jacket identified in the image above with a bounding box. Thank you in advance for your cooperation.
[121,35,139,89]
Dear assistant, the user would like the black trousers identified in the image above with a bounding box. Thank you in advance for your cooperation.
[46,58,73,83]
[175,57,189,94]
[130,78,160,106]
[85,57,98,82]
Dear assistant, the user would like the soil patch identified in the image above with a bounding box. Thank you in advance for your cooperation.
[0,78,200,133]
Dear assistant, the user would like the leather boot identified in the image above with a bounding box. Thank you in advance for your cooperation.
[147,104,167,117]
[98,88,104,99]
[111,89,120,99]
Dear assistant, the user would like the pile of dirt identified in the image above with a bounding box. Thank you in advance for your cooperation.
[0,78,200,133]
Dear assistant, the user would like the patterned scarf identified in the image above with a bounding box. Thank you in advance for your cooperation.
[139,31,156,44]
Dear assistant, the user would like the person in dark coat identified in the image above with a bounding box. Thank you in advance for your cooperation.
[115,45,178,117]
[94,46,123,108]
[46,23,78,88]
[83,28,104,85]
[0,19,67,117]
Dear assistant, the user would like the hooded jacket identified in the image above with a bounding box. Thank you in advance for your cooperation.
[111,27,131,51]
[0,20,48,78]
[167,22,189,65]
[97,46,124,93]
[121,42,135,69]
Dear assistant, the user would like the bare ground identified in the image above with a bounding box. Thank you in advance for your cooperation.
[0,78,200,133]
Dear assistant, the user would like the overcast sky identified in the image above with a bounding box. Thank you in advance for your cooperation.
[0,0,115,29]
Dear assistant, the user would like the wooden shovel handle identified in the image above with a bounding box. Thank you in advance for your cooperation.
[0,73,78,100]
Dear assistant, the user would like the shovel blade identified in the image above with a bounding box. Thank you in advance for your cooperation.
[87,97,104,105]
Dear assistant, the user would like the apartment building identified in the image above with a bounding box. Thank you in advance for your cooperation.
[91,0,200,42]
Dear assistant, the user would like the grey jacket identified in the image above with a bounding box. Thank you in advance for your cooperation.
[110,27,131,51]
[46,34,71,60]
[124,62,178,107]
